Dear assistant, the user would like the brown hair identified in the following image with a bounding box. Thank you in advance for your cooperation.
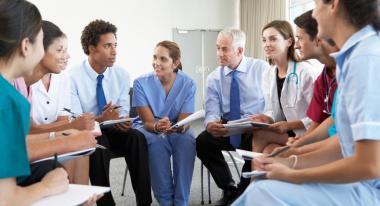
[0,0,42,60]
[156,40,182,72]
[294,10,318,40]
[322,0,380,31]
[262,20,298,65]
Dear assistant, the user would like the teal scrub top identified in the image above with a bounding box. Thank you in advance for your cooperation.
[0,75,30,179]
[328,90,337,137]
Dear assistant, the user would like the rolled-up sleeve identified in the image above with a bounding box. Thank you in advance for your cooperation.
[345,56,380,141]
[204,75,222,127]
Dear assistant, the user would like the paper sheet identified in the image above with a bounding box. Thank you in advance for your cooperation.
[32,147,96,164]
[170,110,205,129]
[31,184,110,206]
[242,170,267,178]
[223,119,270,137]
[236,149,263,160]
[99,117,136,128]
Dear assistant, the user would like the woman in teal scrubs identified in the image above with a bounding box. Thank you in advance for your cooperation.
[133,41,196,206]
[0,0,69,204]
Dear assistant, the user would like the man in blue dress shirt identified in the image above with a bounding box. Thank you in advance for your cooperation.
[70,20,151,206]
[196,28,269,205]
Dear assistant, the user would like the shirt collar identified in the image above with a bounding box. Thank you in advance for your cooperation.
[84,58,110,80]
[223,56,248,76]
[330,25,377,69]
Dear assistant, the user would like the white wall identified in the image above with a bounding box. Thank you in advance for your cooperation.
[30,0,239,81]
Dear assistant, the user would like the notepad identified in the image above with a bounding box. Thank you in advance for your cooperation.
[32,147,96,164]
[99,117,136,128]
[31,184,110,206]
[222,119,270,137]
[236,149,263,160]
[170,110,205,129]
[242,170,267,178]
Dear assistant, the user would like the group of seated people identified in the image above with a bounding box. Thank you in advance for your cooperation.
[1,0,380,206]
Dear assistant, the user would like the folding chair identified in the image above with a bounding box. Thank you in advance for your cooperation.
[200,151,242,205]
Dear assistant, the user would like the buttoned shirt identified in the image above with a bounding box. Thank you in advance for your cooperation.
[31,73,71,124]
[70,59,130,117]
[204,56,269,126]
[306,66,337,123]
[331,25,380,189]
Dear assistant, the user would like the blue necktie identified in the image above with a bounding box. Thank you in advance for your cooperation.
[96,74,107,115]
[229,70,241,148]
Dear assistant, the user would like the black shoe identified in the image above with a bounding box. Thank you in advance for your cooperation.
[214,186,238,206]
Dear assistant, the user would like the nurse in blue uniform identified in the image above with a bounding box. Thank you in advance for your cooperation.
[232,0,380,205]
[133,40,196,206]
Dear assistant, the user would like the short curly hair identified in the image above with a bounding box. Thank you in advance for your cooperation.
[80,19,117,55]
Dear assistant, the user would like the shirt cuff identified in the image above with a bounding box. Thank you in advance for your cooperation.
[204,115,221,128]
[351,122,380,141]
[301,117,312,130]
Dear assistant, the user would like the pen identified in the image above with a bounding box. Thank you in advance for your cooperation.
[102,105,122,112]
[96,144,107,150]
[267,145,291,157]
[53,153,58,169]
[63,108,79,118]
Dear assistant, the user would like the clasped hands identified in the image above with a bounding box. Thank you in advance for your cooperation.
[155,117,185,134]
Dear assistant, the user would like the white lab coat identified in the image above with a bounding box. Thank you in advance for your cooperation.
[262,60,315,136]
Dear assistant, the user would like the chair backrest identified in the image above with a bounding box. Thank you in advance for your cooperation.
[129,87,138,118]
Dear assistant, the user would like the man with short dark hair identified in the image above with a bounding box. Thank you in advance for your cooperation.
[70,19,152,206]
[293,10,338,135]
[273,10,340,156]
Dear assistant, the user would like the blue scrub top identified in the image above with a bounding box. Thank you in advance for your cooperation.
[0,75,30,179]
[132,70,196,124]
[331,25,380,189]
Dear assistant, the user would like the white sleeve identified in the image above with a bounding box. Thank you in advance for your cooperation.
[261,68,274,119]
[57,73,71,117]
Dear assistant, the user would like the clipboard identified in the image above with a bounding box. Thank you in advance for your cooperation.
[222,120,270,137]
[32,147,96,164]
[99,117,136,129]
[31,184,110,206]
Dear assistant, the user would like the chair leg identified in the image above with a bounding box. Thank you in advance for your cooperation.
[201,163,204,205]
[227,151,241,177]
[121,165,128,196]
[207,169,211,204]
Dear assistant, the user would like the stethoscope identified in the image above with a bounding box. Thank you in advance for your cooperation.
[322,69,336,114]
[286,62,298,85]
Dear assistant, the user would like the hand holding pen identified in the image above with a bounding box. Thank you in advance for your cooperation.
[100,102,120,121]
[63,108,80,118]
[155,117,172,134]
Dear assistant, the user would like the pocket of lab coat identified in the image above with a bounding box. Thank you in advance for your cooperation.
[283,78,299,108]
